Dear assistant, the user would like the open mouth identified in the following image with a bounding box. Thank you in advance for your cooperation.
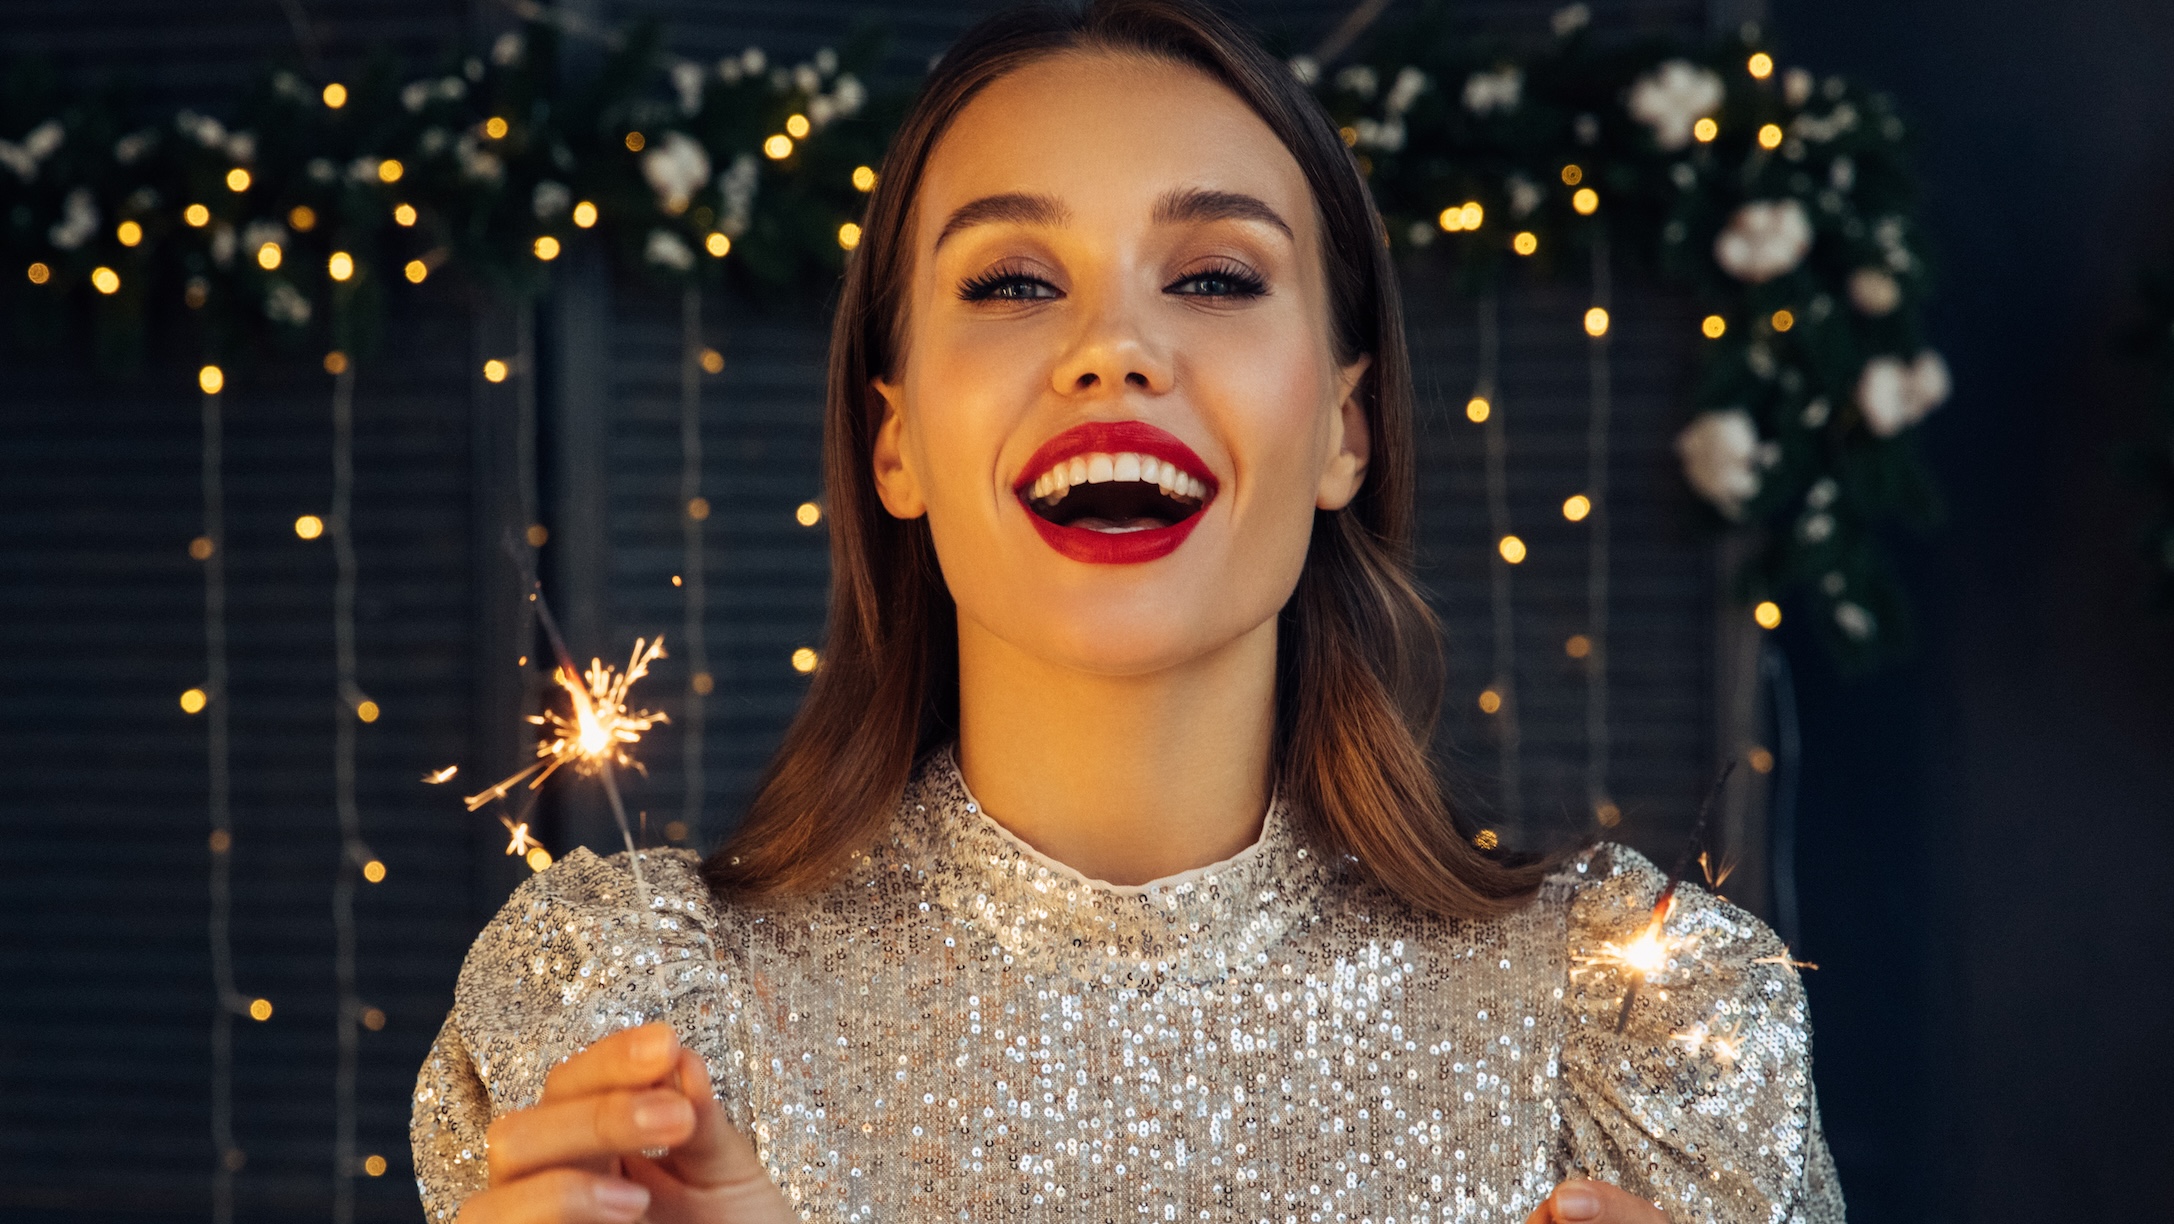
[1014,421,1217,564]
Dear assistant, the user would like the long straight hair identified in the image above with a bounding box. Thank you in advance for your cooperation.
[705,0,1550,917]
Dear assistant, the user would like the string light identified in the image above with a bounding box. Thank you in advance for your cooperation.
[852,165,877,191]
[1771,308,1795,332]
[323,82,348,108]
[1702,314,1727,338]
[764,134,793,160]
[1563,493,1592,522]
[190,536,215,561]
[393,203,417,227]
[324,351,349,375]
[1747,746,1776,773]
[1473,829,1500,851]
[525,523,548,547]
[376,159,403,183]
[91,266,121,294]
[687,496,710,521]
[355,700,380,723]
[363,1155,387,1177]
[572,201,598,228]
[1583,306,1609,337]
[294,514,325,539]
[226,167,251,192]
[525,846,552,871]
[1498,534,1527,564]
[837,222,862,250]
[1477,688,1502,714]
[1572,188,1599,215]
[403,260,427,283]
[484,116,508,139]
[791,647,820,673]
[1439,201,1483,231]
[624,131,645,152]
[1693,117,1719,143]
[256,242,282,270]
[1565,634,1592,659]
[289,205,317,231]
[795,501,822,526]
[1748,52,1775,79]
[361,859,386,883]
[1754,600,1783,629]
[360,1007,386,1031]
[328,251,354,281]
[1560,164,1583,186]
[248,998,273,1022]
[483,359,509,383]
[1757,123,1784,150]
[1512,231,1538,256]
[185,203,211,227]
[118,220,143,246]
[1465,396,1491,423]
[705,232,731,257]
[26,262,50,284]
[785,113,811,139]
[181,687,209,714]
[533,236,561,261]
[199,364,225,394]
[699,348,725,374]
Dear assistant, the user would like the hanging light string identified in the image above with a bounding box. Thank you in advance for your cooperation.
[327,352,377,1223]
[1474,295,1523,830]
[200,363,246,1224]
[1584,238,1616,827]
[679,289,710,845]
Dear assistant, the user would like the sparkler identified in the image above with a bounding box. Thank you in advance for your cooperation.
[1605,760,1736,1034]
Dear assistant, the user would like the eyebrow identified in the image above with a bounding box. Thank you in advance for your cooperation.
[930,186,1296,251]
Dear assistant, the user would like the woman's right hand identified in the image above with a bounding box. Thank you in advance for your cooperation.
[454,1022,792,1224]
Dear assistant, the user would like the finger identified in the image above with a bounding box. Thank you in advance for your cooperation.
[1542,1179,1670,1224]
[540,1023,682,1102]
[455,1168,650,1224]
[486,1088,697,1184]
[648,1049,769,1190]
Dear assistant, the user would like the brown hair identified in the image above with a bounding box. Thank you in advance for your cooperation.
[704,0,1549,917]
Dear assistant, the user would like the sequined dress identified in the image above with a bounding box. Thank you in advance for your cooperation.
[413,753,1842,1223]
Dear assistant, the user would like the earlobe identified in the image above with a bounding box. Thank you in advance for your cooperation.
[869,378,928,520]
[1316,357,1373,511]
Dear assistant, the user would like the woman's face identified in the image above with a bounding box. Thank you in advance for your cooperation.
[873,51,1369,677]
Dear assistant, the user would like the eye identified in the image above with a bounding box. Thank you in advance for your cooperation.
[1166,263,1268,299]
[958,267,1061,302]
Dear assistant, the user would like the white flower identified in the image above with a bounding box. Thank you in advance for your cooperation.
[793,63,821,95]
[1351,116,1404,152]
[0,119,65,180]
[456,133,502,182]
[114,129,157,165]
[224,132,256,163]
[1551,3,1591,36]
[1856,351,1950,436]
[491,32,524,66]
[1713,199,1813,283]
[401,81,432,113]
[1507,175,1543,218]
[307,158,336,183]
[814,47,839,75]
[1833,601,1876,641]
[176,111,226,148]
[48,188,98,250]
[716,56,744,85]
[644,228,695,271]
[1287,55,1320,86]
[1675,409,1768,519]
[740,47,766,75]
[1627,61,1723,151]
[1848,267,1901,316]
[1385,67,1428,115]
[210,223,237,268]
[716,153,759,237]
[419,128,449,157]
[265,282,312,326]
[1463,67,1522,115]
[833,74,866,115]
[436,77,467,102]
[1788,103,1858,144]
[346,156,379,184]
[1406,221,1435,248]
[533,180,571,220]
[1335,65,1378,98]
[1784,68,1814,108]
[642,132,710,216]
[464,57,484,83]
[672,61,705,115]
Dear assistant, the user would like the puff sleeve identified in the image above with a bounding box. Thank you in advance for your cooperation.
[409,847,749,1222]
[1558,846,1844,1224]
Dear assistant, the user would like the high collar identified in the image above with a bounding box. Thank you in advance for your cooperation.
[881,748,1329,987]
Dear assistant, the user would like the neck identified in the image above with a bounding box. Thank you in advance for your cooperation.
[954,618,1276,886]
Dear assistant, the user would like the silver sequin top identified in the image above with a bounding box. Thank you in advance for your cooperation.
[413,752,1842,1223]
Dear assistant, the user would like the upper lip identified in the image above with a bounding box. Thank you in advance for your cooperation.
[1012,420,1218,497]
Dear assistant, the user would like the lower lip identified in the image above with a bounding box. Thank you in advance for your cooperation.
[1024,508,1204,564]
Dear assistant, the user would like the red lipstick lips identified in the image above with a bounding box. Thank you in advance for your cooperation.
[1015,421,1217,565]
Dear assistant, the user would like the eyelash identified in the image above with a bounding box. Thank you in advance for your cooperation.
[955,262,1269,302]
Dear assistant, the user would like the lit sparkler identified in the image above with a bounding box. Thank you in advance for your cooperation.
[421,765,460,785]
[1605,760,1737,1034]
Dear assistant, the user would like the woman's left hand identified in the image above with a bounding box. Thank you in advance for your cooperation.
[1523,1180,1670,1224]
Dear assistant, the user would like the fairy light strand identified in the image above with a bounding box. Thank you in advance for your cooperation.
[1584,237,1615,824]
[201,367,245,1224]
[1474,295,1523,828]
[679,288,710,845]
[328,355,371,1222]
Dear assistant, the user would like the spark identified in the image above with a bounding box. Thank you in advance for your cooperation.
[462,637,668,813]
[498,814,540,857]
[422,765,460,784]
[1670,1018,1746,1067]
[1755,951,1820,971]
[1697,849,1738,890]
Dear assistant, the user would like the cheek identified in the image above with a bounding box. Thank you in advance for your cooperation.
[1195,309,1336,513]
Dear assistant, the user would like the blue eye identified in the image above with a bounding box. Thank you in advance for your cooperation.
[959,271,1060,301]
[1167,265,1268,298]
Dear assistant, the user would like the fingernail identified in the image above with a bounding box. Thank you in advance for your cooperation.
[593,1179,649,1216]
[1556,1184,1602,1221]
[633,1095,692,1133]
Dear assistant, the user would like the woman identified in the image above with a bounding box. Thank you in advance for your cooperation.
[413,3,1841,1221]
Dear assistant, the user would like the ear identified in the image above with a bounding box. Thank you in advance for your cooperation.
[1315,354,1372,511]
[869,376,928,519]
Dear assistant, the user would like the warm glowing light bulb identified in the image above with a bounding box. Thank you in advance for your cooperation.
[226,167,252,192]
[288,205,316,231]
[1754,600,1783,629]
[533,235,561,261]
[362,859,387,883]
[1512,231,1538,256]
[699,348,725,374]
[1563,493,1592,522]
[199,365,225,394]
[91,266,121,294]
[328,251,354,281]
[1438,206,1466,233]
[785,113,811,138]
[1465,396,1491,423]
[377,158,404,183]
[1748,746,1776,773]
[1560,164,1583,186]
[1702,314,1728,339]
[1771,308,1795,332]
[26,261,51,284]
[791,647,820,673]
[324,351,349,375]
[180,687,209,714]
[691,672,715,695]
[356,699,380,723]
[482,359,509,383]
[1584,307,1610,337]
[764,134,794,160]
[687,497,711,521]
[1565,634,1592,659]
[363,1155,388,1177]
[705,232,731,257]
[323,82,349,108]
[837,222,862,250]
[525,846,553,872]
[403,259,427,283]
[1459,202,1483,229]
[294,514,324,539]
[1693,117,1719,143]
[1498,535,1527,565]
[1473,829,1500,851]
[795,501,822,526]
[189,536,215,560]
[1477,688,1502,714]
[852,165,877,192]
[1748,52,1775,79]
[256,242,282,270]
[572,201,598,228]
[393,203,417,227]
[484,116,508,139]
[248,998,274,1021]
[117,220,143,247]
[1758,123,1784,150]
[185,203,211,227]
[624,131,645,152]
[1572,188,1599,215]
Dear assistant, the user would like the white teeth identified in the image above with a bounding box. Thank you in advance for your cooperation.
[1028,451,1209,503]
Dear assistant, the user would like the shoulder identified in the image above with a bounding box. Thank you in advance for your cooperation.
[449,847,743,1113]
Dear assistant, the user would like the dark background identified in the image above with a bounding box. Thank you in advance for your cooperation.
[2,1,2170,1221]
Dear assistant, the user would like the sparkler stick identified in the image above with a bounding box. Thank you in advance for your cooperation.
[1611,760,1738,1034]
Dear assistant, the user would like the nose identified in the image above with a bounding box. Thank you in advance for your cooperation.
[1049,286,1174,398]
